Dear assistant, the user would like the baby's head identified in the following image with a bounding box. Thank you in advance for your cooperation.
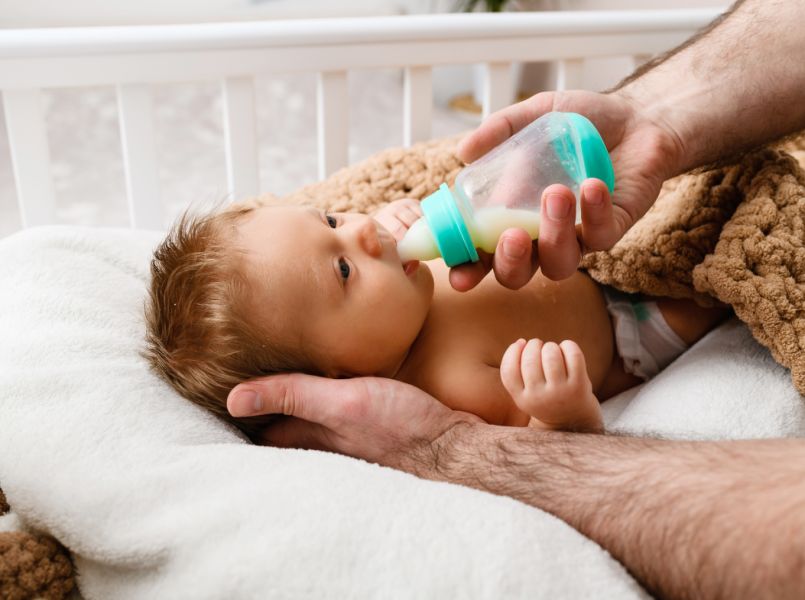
[144,201,434,437]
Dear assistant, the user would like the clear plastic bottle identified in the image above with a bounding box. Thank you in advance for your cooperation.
[396,111,615,267]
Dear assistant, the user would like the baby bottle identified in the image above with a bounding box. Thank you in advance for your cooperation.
[397,111,615,266]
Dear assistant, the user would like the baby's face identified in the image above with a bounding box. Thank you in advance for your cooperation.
[236,205,434,377]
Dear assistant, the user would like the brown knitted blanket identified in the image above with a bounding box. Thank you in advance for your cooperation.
[0,488,75,599]
[280,135,805,396]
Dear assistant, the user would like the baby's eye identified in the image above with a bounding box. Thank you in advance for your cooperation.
[326,215,337,228]
[338,258,351,280]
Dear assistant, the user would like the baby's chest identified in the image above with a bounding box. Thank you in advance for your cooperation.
[412,265,615,392]
[426,274,606,364]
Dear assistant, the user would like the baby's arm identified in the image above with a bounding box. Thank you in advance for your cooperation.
[501,339,603,433]
[371,199,422,241]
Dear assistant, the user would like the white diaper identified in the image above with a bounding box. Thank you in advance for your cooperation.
[602,287,688,380]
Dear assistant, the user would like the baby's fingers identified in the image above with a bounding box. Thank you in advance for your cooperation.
[541,341,567,384]
[398,206,422,227]
[387,219,410,241]
[501,338,526,395]
[560,340,588,383]
[521,338,545,389]
[400,198,423,215]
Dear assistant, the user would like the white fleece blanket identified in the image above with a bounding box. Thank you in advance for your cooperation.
[1,226,803,599]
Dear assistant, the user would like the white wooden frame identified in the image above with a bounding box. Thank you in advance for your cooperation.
[0,9,721,231]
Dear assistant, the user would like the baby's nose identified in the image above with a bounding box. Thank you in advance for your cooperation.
[356,218,383,258]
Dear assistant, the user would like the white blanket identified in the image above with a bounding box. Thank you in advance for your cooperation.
[1,226,803,599]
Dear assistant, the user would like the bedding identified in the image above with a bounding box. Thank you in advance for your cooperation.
[0,226,646,599]
[2,134,805,598]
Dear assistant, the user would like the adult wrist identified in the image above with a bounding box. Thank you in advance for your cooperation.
[612,82,693,181]
[405,419,481,483]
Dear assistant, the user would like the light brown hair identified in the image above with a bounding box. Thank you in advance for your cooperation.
[143,203,314,439]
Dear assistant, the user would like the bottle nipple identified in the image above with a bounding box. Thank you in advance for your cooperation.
[397,218,441,262]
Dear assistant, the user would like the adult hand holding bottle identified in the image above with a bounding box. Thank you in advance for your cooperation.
[448,89,680,289]
[452,1,805,292]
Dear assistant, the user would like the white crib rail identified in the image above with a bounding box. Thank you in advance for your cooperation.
[0,9,721,230]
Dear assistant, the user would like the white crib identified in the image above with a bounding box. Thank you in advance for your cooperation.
[0,9,719,234]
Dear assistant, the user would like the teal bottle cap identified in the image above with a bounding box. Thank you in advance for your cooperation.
[564,112,615,193]
[420,183,480,267]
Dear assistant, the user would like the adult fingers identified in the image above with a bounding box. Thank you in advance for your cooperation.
[457,93,555,163]
[258,416,331,451]
[538,185,582,281]
[449,230,538,291]
[228,372,346,427]
[492,228,540,290]
[578,179,619,253]
[448,251,493,292]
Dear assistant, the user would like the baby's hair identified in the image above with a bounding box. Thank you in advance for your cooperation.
[143,201,314,439]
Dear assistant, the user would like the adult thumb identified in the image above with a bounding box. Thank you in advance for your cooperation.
[227,372,351,427]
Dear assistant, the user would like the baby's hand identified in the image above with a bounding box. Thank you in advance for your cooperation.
[371,198,423,241]
[501,338,603,433]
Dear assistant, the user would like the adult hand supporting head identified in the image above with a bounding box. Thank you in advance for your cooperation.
[448,89,684,291]
[227,374,482,470]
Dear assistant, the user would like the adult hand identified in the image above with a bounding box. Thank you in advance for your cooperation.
[227,374,482,470]
[449,89,683,290]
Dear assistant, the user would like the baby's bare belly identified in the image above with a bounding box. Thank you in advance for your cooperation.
[426,262,615,392]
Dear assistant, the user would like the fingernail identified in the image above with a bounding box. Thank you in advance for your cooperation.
[584,186,604,206]
[503,236,526,259]
[231,390,262,416]
[545,193,570,220]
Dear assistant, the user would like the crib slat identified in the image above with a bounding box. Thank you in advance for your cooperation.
[117,84,161,229]
[222,77,259,202]
[403,66,432,147]
[557,58,584,90]
[316,70,348,179]
[481,62,512,119]
[3,89,56,227]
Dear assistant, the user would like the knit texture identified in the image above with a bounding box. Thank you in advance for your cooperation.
[693,150,805,393]
[1,487,76,600]
[0,531,74,600]
[281,134,465,211]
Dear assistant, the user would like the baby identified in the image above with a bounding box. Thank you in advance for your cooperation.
[145,198,726,438]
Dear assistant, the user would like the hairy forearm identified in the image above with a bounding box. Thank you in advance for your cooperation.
[415,424,805,599]
[616,0,805,174]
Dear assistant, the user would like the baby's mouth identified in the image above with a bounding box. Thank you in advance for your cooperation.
[403,260,420,276]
